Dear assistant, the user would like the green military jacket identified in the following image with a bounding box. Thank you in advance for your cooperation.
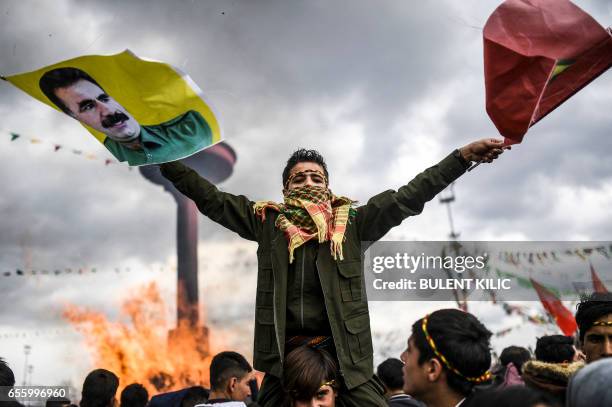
[160,151,468,389]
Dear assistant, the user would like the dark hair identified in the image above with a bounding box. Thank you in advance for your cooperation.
[377,358,404,391]
[209,351,252,391]
[45,397,72,407]
[180,386,209,407]
[120,383,149,407]
[282,149,329,187]
[468,385,562,407]
[80,368,119,407]
[0,358,15,387]
[535,335,575,363]
[282,346,338,403]
[575,292,612,342]
[39,67,105,114]
[411,309,492,397]
[499,346,532,373]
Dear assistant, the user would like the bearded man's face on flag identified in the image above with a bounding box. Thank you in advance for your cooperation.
[54,79,141,143]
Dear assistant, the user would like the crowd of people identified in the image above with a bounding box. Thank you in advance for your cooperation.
[1,292,610,407]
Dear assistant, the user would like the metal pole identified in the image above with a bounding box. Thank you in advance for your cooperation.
[176,195,199,327]
[22,345,31,386]
[439,183,467,310]
[27,365,33,386]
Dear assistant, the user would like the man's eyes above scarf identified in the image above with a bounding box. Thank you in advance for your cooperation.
[290,172,326,184]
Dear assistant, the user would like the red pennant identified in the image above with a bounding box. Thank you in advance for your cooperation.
[530,278,577,336]
[590,262,609,294]
[484,0,612,143]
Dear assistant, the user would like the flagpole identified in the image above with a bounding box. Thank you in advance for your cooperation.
[467,145,512,172]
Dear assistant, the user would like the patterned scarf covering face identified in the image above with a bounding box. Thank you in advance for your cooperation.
[253,184,355,263]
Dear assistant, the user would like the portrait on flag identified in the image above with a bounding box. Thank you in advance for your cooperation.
[4,50,222,166]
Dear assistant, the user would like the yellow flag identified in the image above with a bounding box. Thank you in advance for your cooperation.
[5,50,222,166]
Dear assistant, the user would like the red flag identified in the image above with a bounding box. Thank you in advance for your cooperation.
[530,278,577,336]
[484,0,612,144]
[590,262,609,294]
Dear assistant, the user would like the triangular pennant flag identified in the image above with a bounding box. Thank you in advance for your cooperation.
[484,0,612,144]
[590,262,609,294]
[575,249,587,261]
[10,132,20,141]
[104,159,113,166]
[54,145,62,152]
[530,278,578,336]
[72,150,82,155]
[30,138,42,144]
[596,246,610,259]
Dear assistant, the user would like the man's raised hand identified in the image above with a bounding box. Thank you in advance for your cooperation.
[459,138,509,164]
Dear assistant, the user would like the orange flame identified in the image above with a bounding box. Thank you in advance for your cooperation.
[63,282,214,396]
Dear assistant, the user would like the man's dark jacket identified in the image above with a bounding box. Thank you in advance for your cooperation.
[160,152,467,390]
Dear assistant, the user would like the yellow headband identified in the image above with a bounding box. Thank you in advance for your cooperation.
[593,321,612,327]
[421,314,492,383]
[319,380,336,390]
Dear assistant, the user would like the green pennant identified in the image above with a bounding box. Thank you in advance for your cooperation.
[10,132,20,141]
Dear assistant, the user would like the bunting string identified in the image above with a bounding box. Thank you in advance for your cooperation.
[496,244,611,267]
[4,131,133,170]
[0,328,80,340]
[1,265,176,277]
[1,258,257,278]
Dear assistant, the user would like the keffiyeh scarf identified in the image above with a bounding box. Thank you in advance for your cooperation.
[253,185,356,263]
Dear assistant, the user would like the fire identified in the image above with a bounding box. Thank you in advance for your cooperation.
[63,282,214,396]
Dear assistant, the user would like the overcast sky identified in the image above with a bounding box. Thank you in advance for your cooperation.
[0,0,611,395]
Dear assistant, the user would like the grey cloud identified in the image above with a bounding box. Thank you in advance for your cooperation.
[0,0,611,386]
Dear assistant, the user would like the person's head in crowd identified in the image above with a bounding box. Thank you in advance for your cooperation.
[180,386,209,407]
[401,309,492,407]
[282,149,329,193]
[468,385,562,407]
[521,353,583,404]
[566,358,612,407]
[377,358,424,406]
[0,359,21,407]
[377,358,406,397]
[535,335,576,364]
[575,292,612,363]
[119,383,148,407]
[0,357,15,387]
[208,351,254,402]
[39,67,141,143]
[46,397,72,407]
[282,346,339,407]
[80,368,119,407]
[499,346,531,374]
